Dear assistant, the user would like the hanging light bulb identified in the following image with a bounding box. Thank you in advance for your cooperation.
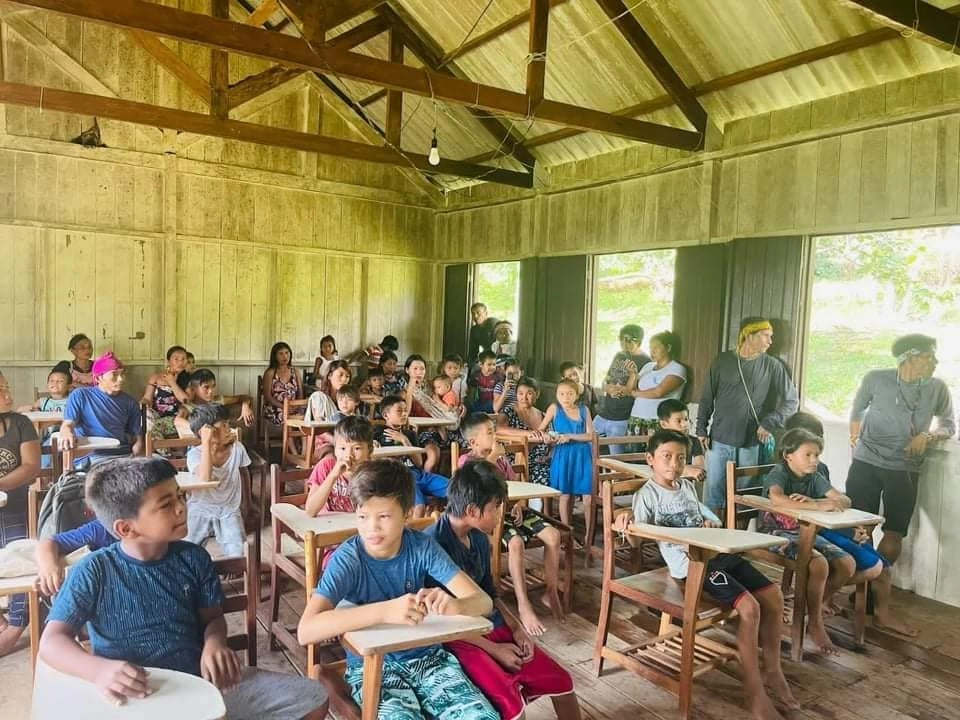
[428,128,440,166]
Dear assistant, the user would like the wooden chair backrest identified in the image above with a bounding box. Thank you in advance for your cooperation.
[592,433,651,465]
[600,476,646,580]
[34,386,52,401]
[145,435,201,470]
[450,438,528,482]
[725,461,777,529]
[211,543,258,667]
[271,463,312,508]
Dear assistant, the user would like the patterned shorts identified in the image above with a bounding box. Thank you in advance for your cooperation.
[502,506,549,545]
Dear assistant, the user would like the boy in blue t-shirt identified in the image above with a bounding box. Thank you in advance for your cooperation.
[41,457,328,719]
[298,458,498,720]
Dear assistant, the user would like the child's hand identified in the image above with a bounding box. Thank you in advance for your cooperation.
[702,519,721,528]
[416,587,457,616]
[93,659,151,704]
[489,442,506,462]
[510,503,525,526]
[514,629,535,663]
[853,526,871,544]
[199,424,214,444]
[385,428,410,446]
[612,511,633,534]
[555,434,570,445]
[239,403,255,427]
[489,642,525,672]
[34,560,65,596]
[200,638,242,690]
[384,594,427,625]
[681,465,706,482]
[788,493,810,503]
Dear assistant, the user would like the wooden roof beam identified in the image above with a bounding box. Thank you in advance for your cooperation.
[210,0,230,119]
[15,0,700,148]
[385,28,403,146]
[378,5,538,170]
[227,65,304,109]
[244,0,278,26]
[0,81,533,188]
[328,14,390,49]
[127,30,211,104]
[360,89,387,106]
[595,0,706,132]
[526,0,550,109]
[280,0,384,33]
[845,0,960,54]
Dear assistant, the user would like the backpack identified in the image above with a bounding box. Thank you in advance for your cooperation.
[37,471,91,539]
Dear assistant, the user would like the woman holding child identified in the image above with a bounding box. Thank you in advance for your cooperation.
[0,370,41,656]
[53,333,95,388]
[142,345,191,439]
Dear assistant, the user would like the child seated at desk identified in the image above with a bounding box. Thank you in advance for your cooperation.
[657,398,706,482]
[305,416,372,517]
[469,351,502,414]
[460,413,564,635]
[19,368,71,467]
[331,386,361,423]
[40,457,328,719]
[441,353,468,403]
[762,426,916,640]
[427,461,580,720]
[297,459,498,720]
[374,395,448,517]
[359,367,385,419]
[185,404,250,559]
[174,369,255,437]
[615,430,798,719]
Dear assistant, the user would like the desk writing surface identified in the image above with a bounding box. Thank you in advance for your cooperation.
[407,417,457,429]
[628,523,789,554]
[598,458,653,478]
[0,539,89,592]
[271,503,356,540]
[734,494,885,530]
[372,446,427,459]
[286,418,336,430]
[32,661,225,720]
[176,472,220,491]
[343,612,492,656]
[25,411,63,423]
[507,481,562,500]
[50,434,122,450]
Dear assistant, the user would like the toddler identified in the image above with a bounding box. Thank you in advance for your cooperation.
[441,353,468,402]
[469,350,502,414]
[332,386,361,422]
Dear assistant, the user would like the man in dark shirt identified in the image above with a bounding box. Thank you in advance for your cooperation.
[696,317,798,515]
[467,303,499,364]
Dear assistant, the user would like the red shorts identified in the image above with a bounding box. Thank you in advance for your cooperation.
[446,625,574,720]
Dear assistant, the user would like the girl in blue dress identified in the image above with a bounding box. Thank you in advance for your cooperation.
[539,378,594,545]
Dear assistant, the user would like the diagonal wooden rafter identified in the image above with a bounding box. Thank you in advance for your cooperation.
[245,0,278,26]
[127,30,211,104]
[379,5,538,171]
[15,0,701,149]
[595,0,707,132]
[385,28,403,147]
[360,88,387,106]
[526,0,550,108]
[845,0,960,54]
[0,80,534,187]
[227,16,389,110]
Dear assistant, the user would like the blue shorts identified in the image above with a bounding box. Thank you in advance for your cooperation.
[819,529,889,571]
[768,529,850,563]
[409,468,448,506]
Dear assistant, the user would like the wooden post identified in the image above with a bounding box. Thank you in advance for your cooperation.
[210,0,229,119]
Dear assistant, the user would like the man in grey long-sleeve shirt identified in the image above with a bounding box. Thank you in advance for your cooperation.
[697,317,799,514]
[847,334,955,565]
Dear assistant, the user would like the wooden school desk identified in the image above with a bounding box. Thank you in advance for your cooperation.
[25,410,63,435]
[598,457,653,479]
[406,417,458,431]
[32,660,226,720]
[371,445,427,460]
[175,471,221,491]
[734,494,885,659]
[342,611,493,720]
[624,523,789,717]
[506,480,562,502]
[283,418,336,469]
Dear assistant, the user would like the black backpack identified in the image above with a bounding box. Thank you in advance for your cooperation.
[37,471,91,538]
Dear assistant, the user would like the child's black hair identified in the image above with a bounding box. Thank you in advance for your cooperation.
[784,411,824,438]
[516,375,539,393]
[447,460,507,518]
[319,334,337,353]
[460,412,493,440]
[367,366,385,379]
[188,402,230,436]
[558,361,583,374]
[778,428,823,460]
[86,457,179,530]
[190,368,217,387]
[334,415,374,445]
[176,371,192,392]
[380,335,400,352]
[67,333,90,351]
[441,353,463,367]
[647,429,691,457]
[166,345,187,361]
[380,394,406,415]
[350,459,414,513]
[336,385,360,402]
[47,368,71,383]
[379,350,398,366]
[657,398,688,421]
[478,350,497,363]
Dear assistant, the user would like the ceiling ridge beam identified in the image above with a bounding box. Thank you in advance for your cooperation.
[845,0,960,54]
[595,0,707,131]
[0,80,534,188]
[15,0,700,148]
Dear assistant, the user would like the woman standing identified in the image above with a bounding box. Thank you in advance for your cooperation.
[629,331,686,423]
[0,371,41,656]
[53,334,95,388]
[497,376,554,487]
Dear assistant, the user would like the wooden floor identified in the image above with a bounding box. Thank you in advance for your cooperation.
[4,519,960,719]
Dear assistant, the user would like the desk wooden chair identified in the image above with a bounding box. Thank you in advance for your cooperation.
[594,476,737,719]
[212,541,259,667]
[145,434,200,470]
[28,438,64,538]
[585,434,650,564]
[267,464,312,653]
[280,398,312,469]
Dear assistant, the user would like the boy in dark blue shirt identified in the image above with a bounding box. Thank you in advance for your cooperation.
[298,458,497,720]
[40,457,328,719]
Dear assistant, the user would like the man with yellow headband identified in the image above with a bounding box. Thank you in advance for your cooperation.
[697,316,799,515]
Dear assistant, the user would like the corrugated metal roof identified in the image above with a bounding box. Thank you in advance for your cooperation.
[247,0,960,184]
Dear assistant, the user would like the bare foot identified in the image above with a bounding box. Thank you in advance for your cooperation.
[763,670,801,711]
[749,692,786,720]
[874,613,918,638]
[541,589,565,622]
[517,600,546,636]
[807,622,839,656]
[0,623,25,658]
